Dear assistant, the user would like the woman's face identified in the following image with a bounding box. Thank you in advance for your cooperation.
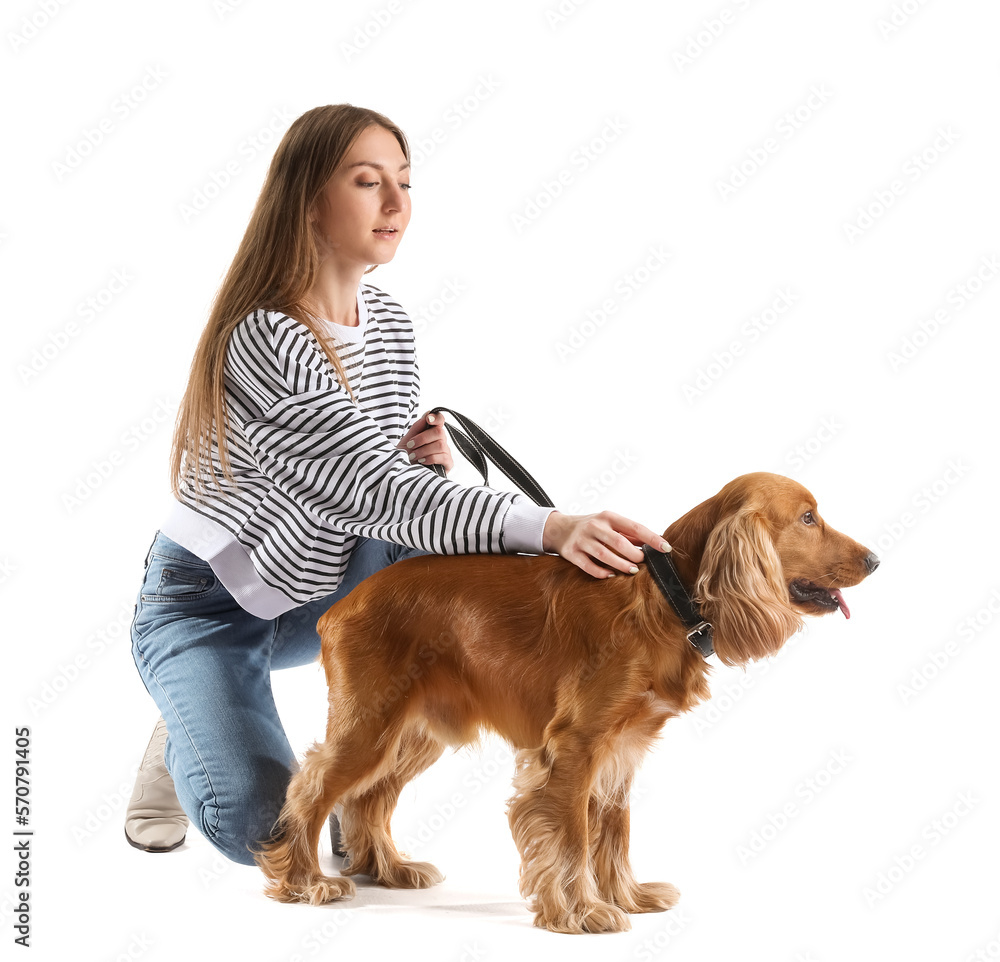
[312,125,411,272]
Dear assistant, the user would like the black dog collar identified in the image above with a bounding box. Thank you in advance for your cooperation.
[642,545,714,658]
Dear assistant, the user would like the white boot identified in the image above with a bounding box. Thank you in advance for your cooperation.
[125,718,188,852]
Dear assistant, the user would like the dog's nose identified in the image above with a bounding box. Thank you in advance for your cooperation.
[864,552,880,574]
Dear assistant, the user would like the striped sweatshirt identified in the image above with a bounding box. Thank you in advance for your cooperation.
[161,282,554,618]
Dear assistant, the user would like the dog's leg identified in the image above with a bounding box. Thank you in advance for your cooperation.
[589,772,680,915]
[507,739,630,934]
[254,712,406,905]
[340,726,446,889]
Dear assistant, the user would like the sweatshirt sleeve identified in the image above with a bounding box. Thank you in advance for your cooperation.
[223,310,549,555]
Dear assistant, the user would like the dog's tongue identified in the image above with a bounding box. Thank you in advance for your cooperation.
[830,588,850,619]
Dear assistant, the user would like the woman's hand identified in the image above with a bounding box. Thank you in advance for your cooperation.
[542,510,671,579]
[396,411,454,473]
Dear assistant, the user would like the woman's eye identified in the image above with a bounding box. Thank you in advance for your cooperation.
[802,511,816,525]
[358,181,378,188]
[400,183,412,190]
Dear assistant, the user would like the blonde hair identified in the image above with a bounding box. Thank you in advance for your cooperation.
[169,104,410,497]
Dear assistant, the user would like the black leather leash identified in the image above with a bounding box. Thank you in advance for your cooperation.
[424,408,713,658]
[425,407,555,508]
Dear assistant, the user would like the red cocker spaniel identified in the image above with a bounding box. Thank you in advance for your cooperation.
[255,472,878,933]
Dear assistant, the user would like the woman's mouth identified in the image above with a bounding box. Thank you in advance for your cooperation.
[373,228,398,238]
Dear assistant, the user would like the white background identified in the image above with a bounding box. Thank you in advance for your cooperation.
[3,0,999,960]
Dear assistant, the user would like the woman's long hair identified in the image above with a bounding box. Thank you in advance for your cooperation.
[169,104,410,497]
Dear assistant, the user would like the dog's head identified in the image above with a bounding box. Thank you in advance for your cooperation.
[668,472,878,667]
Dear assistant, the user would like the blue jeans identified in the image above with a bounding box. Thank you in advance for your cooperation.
[130,531,426,865]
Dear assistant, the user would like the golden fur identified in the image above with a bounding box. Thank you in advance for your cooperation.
[254,472,877,933]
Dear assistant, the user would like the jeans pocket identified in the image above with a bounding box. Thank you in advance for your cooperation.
[141,556,218,603]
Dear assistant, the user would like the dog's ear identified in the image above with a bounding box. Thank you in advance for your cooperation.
[695,508,802,666]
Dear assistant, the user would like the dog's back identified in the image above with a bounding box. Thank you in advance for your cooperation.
[315,552,683,750]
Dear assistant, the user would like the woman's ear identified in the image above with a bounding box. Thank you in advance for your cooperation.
[695,509,802,666]
[308,196,328,243]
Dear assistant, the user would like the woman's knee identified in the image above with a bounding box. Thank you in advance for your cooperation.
[180,754,293,866]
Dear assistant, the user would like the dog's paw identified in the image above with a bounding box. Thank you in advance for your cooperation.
[377,859,445,890]
[265,874,356,905]
[580,900,631,933]
[535,900,631,934]
[306,874,357,905]
[621,881,681,914]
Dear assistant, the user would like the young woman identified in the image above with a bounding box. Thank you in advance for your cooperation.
[125,104,670,864]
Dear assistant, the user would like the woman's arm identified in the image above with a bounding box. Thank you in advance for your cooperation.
[224,311,528,554]
[226,310,668,575]
[394,413,669,577]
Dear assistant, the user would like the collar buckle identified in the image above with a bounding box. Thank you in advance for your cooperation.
[685,621,714,657]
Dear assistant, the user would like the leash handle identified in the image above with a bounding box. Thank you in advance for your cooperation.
[424,407,556,509]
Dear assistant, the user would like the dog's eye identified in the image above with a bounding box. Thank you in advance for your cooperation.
[802,511,816,526]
